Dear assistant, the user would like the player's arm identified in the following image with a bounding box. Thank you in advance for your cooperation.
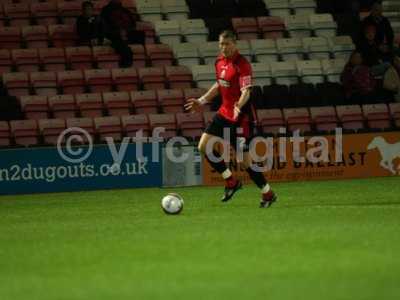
[234,60,253,120]
[184,82,219,112]
[234,87,251,119]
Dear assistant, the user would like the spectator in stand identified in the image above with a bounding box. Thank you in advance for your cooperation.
[76,1,103,46]
[341,51,377,104]
[100,0,145,67]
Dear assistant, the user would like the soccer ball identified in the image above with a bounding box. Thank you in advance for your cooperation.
[161,193,184,215]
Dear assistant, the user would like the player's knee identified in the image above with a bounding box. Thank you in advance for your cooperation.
[198,142,206,154]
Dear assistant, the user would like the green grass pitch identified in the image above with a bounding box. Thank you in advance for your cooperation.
[0,177,399,300]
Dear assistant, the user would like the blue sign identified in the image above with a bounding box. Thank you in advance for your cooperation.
[0,143,162,195]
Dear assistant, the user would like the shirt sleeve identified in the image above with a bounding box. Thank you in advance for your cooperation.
[238,59,253,91]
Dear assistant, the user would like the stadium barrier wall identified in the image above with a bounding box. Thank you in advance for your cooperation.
[0,143,163,195]
[203,131,400,185]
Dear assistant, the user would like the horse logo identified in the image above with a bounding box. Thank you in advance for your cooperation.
[367,136,400,175]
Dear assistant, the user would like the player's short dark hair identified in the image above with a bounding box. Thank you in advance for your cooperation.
[219,30,237,43]
[82,1,93,9]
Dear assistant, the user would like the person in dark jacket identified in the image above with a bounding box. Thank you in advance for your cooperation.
[76,1,102,46]
[100,0,145,67]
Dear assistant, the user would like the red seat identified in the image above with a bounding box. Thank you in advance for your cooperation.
[362,103,391,130]
[84,69,113,93]
[92,46,120,69]
[157,89,185,113]
[232,17,259,40]
[39,48,66,71]
[257,16,286,39]
[48,94,77,118]
[310,106,338,132]
[131,90,158,114]
[138,67,166,90]
[165,66,193,89]
[0,49,12,74]
[76,93,104,118]
[336,105,365,132]
[66,117,95,144]
[94,116,122,142]
[38,118,66,145]
[22,25,48,48]
[0,121,11,147]
[389,103,400,128]
[30,2,58,26]
[48,25,77,48]
[121,0,137,13]
[103,91,132,116]
[183,88,211,111]
[257,109,285,135]
[283,107,312,133]
[19,95,49,120]
[136,21,156,44]
[121,114,150,137]
[176,112,204,140]
[4,3,31,26]
[129,44,146,68]
[3,72,30,97]
[57,70,86,94]
[145,44,174,67]
[65,46,93,70]
[0,26,21,49]
[148,114,177,139]
[10,120,39,147]
[30,71,58,96]
[12,48,40,72]
[57,1,82,25]
[111,67,139,92]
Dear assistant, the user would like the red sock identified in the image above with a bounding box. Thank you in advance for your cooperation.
[262,190,274,201]
[225,176,237,188]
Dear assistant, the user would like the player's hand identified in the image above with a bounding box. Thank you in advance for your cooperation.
[233,104,241,120]
[184,98,202,113]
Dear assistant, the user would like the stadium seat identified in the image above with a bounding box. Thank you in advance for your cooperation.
[257,16,286,40]
[154,20,181,46]
[121,0,137,13]
[238,0,267,17]
[48,94,77,118]
[362,104,391,130]
[12,49,40,72]
[173,42,201,67]
[3,72,30,97]
[57,1,82,25]
[285,14,312,38]
[296,60,324,85]
[329,36,355,60]
[4,3,31,27]
[136,0,163,22]
[250,39,279,63]
[232,17,259,40]
[236,40,253,62]
[321,58,346,83]
[183,88,211,111]
[290,0,316,14]
[92,46,120,70]
[111,68,139,92]
[145,44,174,67]
[0,121,11,147]
[0,26,21,49]
[310,106,338,132]
[22,25,49,48]
[39,48,66,72]
[0,49,12,74]
[302,37,331,60]
[30,2,58,26]
[309,13,337,38]
[136,21,156,44]
[165,65,193,89]
[84,69,113,93]
[38,118,66,145]
[276,38,304,61]
[30,71,58,96]
[48,25,77,48]
[148,113,177,139]
[57,70,86,94]
[251,62,273,86]
[283,107,312,133]
[265,0,291,18]
[316,82,345,106]
[198,41,219,65]
[19,95,49,120]
[389,103,400,128]
[121,114,151,137]
[10,119,39,147]
[131,90,159,114]
[256,109,286,135]
[103,91,132,116]
[65,46,93,70]
[270,61,299,86]
[0,4,5,27]
[191,65,215,89]
[263,84,290,108]
[66,117,95,144]
[176,112,204,140]
[289,83,318,107]
[138,67,166,90]
[336,105,365,132]
[76,93,104,118]
[94,116,122,142]
[162,0,190,20]
[251,85,264,108]
[157,89,185,113]
[180,19,209,43]
[128,45,146,68]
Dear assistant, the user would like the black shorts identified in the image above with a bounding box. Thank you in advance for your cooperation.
[204,113,253,151]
